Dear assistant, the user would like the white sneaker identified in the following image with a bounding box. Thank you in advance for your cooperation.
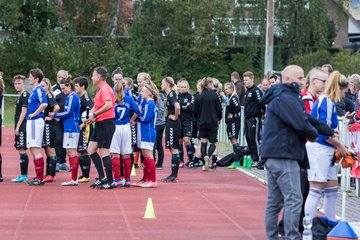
[202,156,209,171]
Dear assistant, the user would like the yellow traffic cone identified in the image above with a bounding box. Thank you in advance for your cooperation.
[144,198,156,219]
[131,164,136,176]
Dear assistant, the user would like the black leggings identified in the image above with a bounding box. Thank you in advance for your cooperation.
[154,124,165,167]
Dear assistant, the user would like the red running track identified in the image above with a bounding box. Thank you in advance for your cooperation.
[0,127,267,240]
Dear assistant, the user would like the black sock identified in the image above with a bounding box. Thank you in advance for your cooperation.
[20,153,29,175]
[211,155,218,164]
[200,142,207,159]
[79,156,84,175]
[171,154,180,177]
[45,157,50,176]
[178,145,184,163]
[49,156,57,177]
[232,144,241,163]
[193,156,200,164]
[102,156,113,184]
[90,152,105,179]
[82,155,91,178]
[186,144,194,162]
[207,143,216,157]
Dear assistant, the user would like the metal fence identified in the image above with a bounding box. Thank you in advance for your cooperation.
[217,107,359,197]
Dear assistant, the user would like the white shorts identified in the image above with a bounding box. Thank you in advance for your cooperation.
[26,118,45,148]
[138,141,154,151]
[63,132,80,149]
[306,141,337,182]
[110,124,132,154]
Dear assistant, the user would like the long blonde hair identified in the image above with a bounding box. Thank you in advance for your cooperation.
[163,76,177,92]
[143,83,159,104]
[324,71,348,102]
[114,81,124,104]
[224,82,237,99]
[41,78,54,94]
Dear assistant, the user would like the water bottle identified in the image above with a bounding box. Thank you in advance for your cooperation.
[247,156,253,169]
[302,214,312,240]
[242,156,247,168]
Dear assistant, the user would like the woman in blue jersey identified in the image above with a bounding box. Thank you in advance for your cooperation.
[304,71,348,222]
[133,84,158,188]
[50,78,81,186]
[26,69,48,186]
[110,81,139,187]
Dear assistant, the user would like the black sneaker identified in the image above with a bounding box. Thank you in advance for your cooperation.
[185,160,193,168]
[90,177,107,188]
[161,175,178,183]
[0,176,3,182]
[209,162,217,169]
[27,178,45,186]
[95,182,115,189]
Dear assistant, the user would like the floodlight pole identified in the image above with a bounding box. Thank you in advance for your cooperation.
[264,0,275,77]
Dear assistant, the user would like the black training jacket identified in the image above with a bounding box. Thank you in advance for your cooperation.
[244,84,263,119]
[193,88,222,128]
[225,95,241,124]
[178,92,194,121]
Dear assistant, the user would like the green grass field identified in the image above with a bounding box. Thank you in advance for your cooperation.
[2,96,17,126]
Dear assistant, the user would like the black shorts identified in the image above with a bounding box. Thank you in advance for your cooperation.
[165,118,181,149]
[192,121,198,139]
[77,124,93,153]
[14,124,27,149]
[90,119,115,149]
[180,120,193,138]
[198,127,218,143]
[42,122,56,148]
[226,120,240,139]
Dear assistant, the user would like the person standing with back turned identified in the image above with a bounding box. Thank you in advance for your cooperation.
[260,65,318,240]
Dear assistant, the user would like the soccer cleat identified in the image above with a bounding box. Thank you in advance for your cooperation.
[140,181,158,188]
[179,162,185,168]
[58,163,71,172]
[90,177,107,188]
[123,180,131,188]
[161,175,178,183]
[114,179,124,188]
[11,174,28,183]
[202,156,209,171]
[132,179,145,187]
[0,177,3,182]
[95,182,115,189]
[27,178,45,186]
[228,162,240,169]
[77,176,90,183]
[43,175,56,182]
[61,179,78,186]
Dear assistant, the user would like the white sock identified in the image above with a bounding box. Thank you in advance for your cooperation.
[305,187,324,219]
[323,186,338,221]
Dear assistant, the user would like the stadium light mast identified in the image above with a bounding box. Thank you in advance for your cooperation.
[264,0,275,77]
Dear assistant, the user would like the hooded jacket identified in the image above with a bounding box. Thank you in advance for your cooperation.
[260,83,318,161]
